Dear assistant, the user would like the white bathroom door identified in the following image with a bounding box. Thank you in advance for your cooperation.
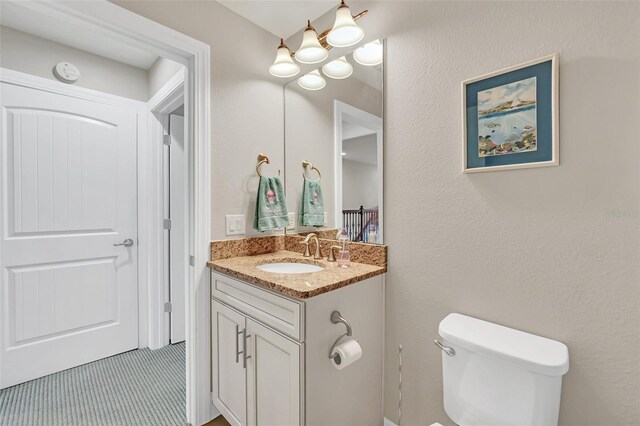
[169,113,186,343]
[0,82,139,388]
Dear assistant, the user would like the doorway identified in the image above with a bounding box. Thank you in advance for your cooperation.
[334,100,384,243]
[0,1,213,424]
[148,74,188,346]
[0,68,190,426]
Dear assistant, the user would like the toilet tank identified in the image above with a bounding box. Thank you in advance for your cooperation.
[438,313,569,426]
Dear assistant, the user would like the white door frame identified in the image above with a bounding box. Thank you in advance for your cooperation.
[147,70,186,349]
[334,100,384,243]
[3,1,214,424]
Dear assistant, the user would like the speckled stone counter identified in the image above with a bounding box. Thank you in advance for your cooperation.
[208,250,385,299]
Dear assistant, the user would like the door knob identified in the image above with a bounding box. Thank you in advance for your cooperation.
[113,238,134,247]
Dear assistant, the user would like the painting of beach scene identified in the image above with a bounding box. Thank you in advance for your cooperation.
[477,77,537,157]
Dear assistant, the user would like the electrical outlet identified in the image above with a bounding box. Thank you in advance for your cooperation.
[287,212,295,230]
[225,214,245,236]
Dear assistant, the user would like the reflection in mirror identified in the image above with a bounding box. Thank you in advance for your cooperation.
[285,39,383,243]
[336,101,383,243]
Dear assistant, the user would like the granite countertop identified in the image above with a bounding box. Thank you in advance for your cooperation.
[207,250,385,299]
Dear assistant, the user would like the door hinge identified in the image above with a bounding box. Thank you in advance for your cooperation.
[189,255,195,266]
[163,219,172,230]
[163,134,171,146]
[164,302,172,313]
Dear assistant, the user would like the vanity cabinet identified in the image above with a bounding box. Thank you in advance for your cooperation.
[211,270,384,426]
[212,299,301,426]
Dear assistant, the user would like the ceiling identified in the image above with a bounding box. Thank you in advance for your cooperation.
[343,121,376,140]
[217,1,337,40]
[0,1,158,70]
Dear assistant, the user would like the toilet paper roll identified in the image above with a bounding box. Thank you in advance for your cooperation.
[330,339,362,370]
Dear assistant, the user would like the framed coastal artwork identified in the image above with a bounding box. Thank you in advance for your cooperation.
[463,53,559,173]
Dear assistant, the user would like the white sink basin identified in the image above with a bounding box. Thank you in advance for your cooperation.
[257,262,324,274]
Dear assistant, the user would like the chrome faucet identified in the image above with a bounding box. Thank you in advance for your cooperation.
[301,233,323,259]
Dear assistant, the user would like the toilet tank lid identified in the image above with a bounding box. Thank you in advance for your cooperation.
[439,313,569,376]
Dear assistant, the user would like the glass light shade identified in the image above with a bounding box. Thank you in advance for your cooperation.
[269,40,300,78]
[353,39,383,66]
[295,23,328,64]
[298,70,326,91]
[326,3,364,48]
[322,56,353,79]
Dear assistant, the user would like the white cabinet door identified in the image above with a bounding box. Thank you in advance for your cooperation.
[0,82,139,388]
[212,300,247,426]
[246,318,301,426]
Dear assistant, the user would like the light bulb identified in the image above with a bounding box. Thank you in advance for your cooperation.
[298,69,326,91]
[295,21,328,64]
[327,1,364,48]
[353,39,383,66]
[269,39,300,78]
[322,56,353,79]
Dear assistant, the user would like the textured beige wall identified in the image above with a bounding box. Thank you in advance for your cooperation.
[0,26,149,100]
[114,0,284,240]
[368,2,639,425]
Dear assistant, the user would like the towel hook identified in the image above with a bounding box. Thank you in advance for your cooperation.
[256,153,280,177]
[328,310,354,359]
[302,160,321,180]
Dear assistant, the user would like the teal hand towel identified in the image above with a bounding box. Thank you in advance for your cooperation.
[253,176,289,232]
[298,178,324,227]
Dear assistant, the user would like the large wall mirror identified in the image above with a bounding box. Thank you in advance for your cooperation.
[284,38,384,243]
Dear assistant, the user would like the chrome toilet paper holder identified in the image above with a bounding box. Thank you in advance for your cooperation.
[329,310,356,359]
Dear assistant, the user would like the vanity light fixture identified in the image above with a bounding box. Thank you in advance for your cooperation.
[298,69,326,91]
[322,56,353,79]
[353,39,383,66]
[269,1,368,78]
[269,39,300,78]
[295,20,329,64]
[326,0,365,48]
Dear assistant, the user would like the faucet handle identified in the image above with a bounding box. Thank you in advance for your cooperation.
[327,245,341,262]
[300,241,311,257]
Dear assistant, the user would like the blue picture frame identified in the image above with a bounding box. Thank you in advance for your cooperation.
[463,54,559,173]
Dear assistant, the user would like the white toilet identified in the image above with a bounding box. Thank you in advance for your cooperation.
[436,313,570,426]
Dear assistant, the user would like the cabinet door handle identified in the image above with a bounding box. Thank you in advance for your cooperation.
[235,325,243,363]
[243,332,252,369]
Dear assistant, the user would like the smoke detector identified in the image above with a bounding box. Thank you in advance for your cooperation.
[52,62,81,84]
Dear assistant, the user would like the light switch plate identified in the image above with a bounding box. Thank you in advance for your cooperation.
[287,212,295,230]
[225,214,245,236]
